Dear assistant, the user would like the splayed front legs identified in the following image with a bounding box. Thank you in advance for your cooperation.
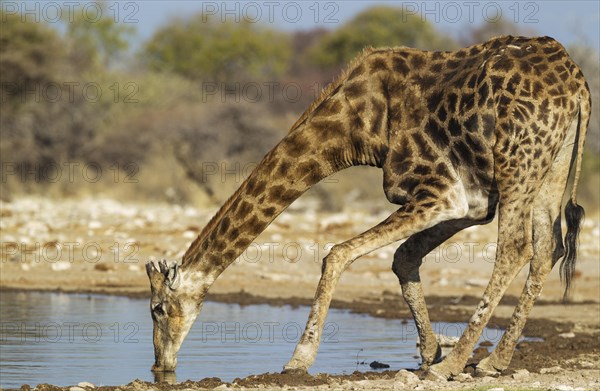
[283,191,470,373]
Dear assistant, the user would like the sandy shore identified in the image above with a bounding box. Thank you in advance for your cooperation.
[1,197,599,390]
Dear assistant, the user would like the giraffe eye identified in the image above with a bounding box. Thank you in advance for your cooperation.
[152,303,165,315]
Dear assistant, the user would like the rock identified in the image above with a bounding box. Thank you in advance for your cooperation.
[213,385,229,390]
[77,382,95,388]
[454,373,472,382]
[558,332,575,338]
[395,369,419,385]
[473,346,489,359]
[94,263,115,272]
[512,368,529,380]
[466,278,489,287]
[414,380,439,390]
[578,360,594,368]
[183,230,197,239]
[553,386,574,391]
[370,360,390,369]
[51,261,71,271]
[540,365,563,374]
[418,334,459,348]
[486,388,504,391]
[69,387,86,391]
[88,221,102,229]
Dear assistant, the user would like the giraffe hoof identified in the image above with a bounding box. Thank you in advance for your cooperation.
[475,359,502,378]
[421,361,461,381]
[281,367,308,375]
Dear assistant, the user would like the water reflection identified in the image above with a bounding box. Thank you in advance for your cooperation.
[153,371,177,384]
[0,291,502,388]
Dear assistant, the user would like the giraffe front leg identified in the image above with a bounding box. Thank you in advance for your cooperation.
[283,244,349,373]
[392,219,485,369]
[397,267,441,368]
[392,218,496,369]
[283,190,472,374]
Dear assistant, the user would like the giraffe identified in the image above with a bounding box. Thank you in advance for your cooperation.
[146,35,591,380]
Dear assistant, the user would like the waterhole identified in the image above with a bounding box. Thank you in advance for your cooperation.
[0,291,504,388]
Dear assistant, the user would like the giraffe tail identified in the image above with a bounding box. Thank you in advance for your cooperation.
[560,84,591,302]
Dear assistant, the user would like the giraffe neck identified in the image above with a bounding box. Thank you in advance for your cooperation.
[181,121,351,281]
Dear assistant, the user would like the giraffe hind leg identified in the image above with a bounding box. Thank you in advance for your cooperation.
[476,119,576,376]
[424,192,536,380]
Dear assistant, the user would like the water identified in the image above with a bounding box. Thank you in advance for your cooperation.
[0,291,504,388]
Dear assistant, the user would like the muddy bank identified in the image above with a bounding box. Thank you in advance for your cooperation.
[20,367,600,391]
[2,198,599,390]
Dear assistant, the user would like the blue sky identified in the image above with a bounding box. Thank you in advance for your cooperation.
[4,1,597,49]
[125,1,600,49]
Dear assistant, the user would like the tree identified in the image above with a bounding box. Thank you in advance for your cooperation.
[61,1,135,69]
[143,14,291,83]
[0,10,114,196]
[308,6,456,69]
[170,101,283,201]
[0,10,66,102]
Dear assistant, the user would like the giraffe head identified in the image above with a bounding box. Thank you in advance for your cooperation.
[145,259,203,372]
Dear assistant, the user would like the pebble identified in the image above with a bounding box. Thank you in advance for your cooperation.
[558,332,575,338]
[454,373,472,382]
[183,230,197,239]
[466,278,489,287]
[51,261,72,271]
[512,368,530,380]
[540,365,563,374]
[553,385,576,391]
[414,380,439,390]
[394,369,420,385]
[77,381,95,388]
[88,221,102,229]
[393,381,407,390]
